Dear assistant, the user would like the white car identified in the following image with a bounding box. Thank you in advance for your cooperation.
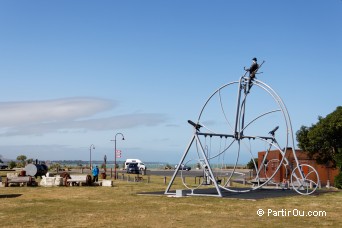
[125,159,146,170]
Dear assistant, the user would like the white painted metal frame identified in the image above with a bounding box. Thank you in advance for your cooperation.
[165,70,320,196]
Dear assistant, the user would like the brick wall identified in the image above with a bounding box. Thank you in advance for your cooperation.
[257,149,340,185]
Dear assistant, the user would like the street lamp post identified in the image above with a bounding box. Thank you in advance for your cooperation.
[111,132,125,179]
[89,144,95,169]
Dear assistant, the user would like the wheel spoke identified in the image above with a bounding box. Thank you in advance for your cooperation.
[219,88,234,132]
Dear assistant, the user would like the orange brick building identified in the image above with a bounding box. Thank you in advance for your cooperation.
[258,148,340,185]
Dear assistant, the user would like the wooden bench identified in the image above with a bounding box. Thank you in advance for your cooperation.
[66,175,92,186]
[5,176,36,187]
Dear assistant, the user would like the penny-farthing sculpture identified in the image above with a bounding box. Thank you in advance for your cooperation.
[165,61,319,196]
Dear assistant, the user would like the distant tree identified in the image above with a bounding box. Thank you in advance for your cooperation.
[16,155,27,160]
[16,155,27,167]
[0,158,3,163]
[26,158,34,164]
[8,161,16,169]
[296,106,342,168]
[247,158,258,169]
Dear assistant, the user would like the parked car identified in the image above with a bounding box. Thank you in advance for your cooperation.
[0,164,8,169]
[174,164,191,171]
[127,163,140,174]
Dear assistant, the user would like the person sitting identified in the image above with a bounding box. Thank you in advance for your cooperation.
[244,57,259,79]
[244,57,259,93]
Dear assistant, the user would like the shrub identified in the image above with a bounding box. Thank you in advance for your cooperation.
[164,164,172,169]
[8,161,17,169]
[334,172,342,189]
[48,163,61,171]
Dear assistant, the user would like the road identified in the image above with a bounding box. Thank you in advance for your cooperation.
[67,168,253,179]
[117,169,252,178]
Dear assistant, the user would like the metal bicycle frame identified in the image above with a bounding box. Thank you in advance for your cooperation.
[165,75,318,196]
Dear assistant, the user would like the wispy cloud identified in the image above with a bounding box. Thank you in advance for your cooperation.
[0,97,116,126]
[0,97,167,136]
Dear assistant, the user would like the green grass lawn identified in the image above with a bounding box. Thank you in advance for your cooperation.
[0,175,341,227]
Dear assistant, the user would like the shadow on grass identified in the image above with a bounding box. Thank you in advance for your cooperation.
[140,188,339,200]
[0,194,22,199]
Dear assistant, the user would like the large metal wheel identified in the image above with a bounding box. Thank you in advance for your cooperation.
[193,77,291,192]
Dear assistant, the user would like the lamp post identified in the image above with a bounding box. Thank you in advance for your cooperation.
[89,144,95,169]
[111,132,125,179]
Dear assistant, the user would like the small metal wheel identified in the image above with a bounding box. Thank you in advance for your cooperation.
[291,164,319,195]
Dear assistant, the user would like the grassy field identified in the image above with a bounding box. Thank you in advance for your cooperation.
[0,174,341,228]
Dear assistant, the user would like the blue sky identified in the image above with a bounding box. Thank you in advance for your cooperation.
[0,0,341,164]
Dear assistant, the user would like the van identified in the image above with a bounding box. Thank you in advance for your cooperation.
[124,159,146,170]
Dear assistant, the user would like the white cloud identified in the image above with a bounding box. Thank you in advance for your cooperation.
[0,97,167,136]
[0,97,116,126]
